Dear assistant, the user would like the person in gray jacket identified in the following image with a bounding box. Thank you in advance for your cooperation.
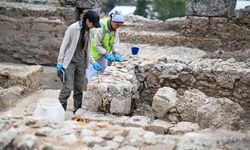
[57,10,103,113]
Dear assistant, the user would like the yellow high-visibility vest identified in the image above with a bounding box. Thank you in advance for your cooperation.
[91,18,115,61]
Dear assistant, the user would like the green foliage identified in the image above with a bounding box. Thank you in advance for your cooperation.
[101,0,186,20]
[134,0,150,18]
[152,0,186,20]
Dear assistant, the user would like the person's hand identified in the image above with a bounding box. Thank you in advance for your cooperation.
[56,64,63,73]
[93,62,103,72]
[104,53,115,62]
[113,53,123,62]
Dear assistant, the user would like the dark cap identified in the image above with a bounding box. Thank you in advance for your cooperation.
[84,10,101,28]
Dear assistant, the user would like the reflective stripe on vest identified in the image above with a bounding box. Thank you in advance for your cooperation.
[91,18,115,61]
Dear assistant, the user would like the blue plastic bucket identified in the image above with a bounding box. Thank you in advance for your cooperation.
[131,47,139,55]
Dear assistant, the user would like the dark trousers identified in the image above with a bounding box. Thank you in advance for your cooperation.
[59,61,85,112]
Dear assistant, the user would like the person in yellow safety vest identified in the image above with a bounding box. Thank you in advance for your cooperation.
[86,11,125,81]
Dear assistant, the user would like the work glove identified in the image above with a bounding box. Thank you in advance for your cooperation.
[56,64,63,73]
[104,53,115,62]
[93,62,103,72]
[113,53,123,62]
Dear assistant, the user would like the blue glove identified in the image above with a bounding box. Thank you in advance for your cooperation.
[104,53,115,62]
[93,62,103,72]
[57,64,63,73]
[113,53,123,62]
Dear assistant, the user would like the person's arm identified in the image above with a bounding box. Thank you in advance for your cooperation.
[112,30,120,54]
[94,28,107,55]
[57,26,72,64]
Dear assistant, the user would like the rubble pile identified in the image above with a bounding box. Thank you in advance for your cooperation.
[0,115,250,150]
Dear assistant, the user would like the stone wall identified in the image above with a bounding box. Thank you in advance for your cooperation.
[86,56,250,124]
[86,62,140,115]
[0,63,42,110]
[183,0,250,61]
[5,0,60,6]
[186,0,237,17]
[140,58,250,119]
[234,6,250,27]
[182,16,250,61]
[0,0,101,65]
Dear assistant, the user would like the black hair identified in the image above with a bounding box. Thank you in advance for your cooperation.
[110,12,114,19]
[80,11,100,47]
[80,11,91,47]
[82,12,88,31]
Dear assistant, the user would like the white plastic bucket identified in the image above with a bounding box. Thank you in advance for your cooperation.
[33,98,65,122]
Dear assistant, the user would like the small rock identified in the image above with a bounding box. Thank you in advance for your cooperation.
[147,119,173,134]
[96,129,114,140]
[97,121,110,128]
[82,136,104,146]
[127,128,146,138]
[125,116,151,129]
[81,129,95,137]
[60,134,78,145]
[35,127,53,137]
[42,145,56,150]
[141,144,176,150]
[168,114,179,123]
[119,146,140,150]
[0,129,16,149]
[143,131,156,145]
[17,134,37,150]
[128,137,144,147]
[113,135,125,143]
[169,122,200,134]
[106,141,120,150]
